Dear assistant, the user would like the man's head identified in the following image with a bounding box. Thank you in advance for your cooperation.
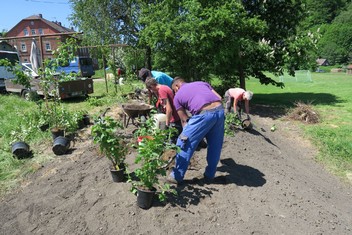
[171,76,185,93]
[138,68,152,82]
[145,77,158,93]
[243,91,253,101]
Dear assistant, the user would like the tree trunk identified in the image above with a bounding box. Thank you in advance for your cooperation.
[238,51,246,90]
[145,46,152,70]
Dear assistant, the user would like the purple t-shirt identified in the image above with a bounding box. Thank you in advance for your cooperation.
[174,81,220,115]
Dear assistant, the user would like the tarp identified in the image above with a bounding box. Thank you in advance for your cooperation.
[30,40,41,74]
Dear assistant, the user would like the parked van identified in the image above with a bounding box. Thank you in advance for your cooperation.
[56,57,95,78]
[0,41,20,91]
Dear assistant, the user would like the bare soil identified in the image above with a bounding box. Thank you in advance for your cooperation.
[1,104,351,235]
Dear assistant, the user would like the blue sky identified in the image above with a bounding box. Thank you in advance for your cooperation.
[1,0,74,31]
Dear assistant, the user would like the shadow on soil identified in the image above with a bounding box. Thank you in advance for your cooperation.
[246,128,279,149]
[163,158,266,208]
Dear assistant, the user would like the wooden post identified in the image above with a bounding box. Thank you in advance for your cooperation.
[102,53,108,93]
[112,46,117,93]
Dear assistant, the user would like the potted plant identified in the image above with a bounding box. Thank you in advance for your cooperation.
[131,117,178,209]
[36,38,78,139]
[9,126,31,159]
[91,115,128,182]
[72,110,90,129]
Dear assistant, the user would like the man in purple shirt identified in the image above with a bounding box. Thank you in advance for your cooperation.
[168,77,225,184]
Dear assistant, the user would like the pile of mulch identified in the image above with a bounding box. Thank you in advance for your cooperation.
[287,101,320,124]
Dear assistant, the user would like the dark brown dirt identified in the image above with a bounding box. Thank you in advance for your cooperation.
[1,105,351,235]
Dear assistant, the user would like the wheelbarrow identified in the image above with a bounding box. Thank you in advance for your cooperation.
[121,103,154,127]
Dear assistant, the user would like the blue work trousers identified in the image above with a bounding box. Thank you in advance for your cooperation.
[171,106,225,182]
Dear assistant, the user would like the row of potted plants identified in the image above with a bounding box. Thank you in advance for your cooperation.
[4,38,88,158]
[10,105,91,158]
[91,113,178,209]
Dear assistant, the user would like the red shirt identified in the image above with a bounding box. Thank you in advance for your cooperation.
[158,85,180,123]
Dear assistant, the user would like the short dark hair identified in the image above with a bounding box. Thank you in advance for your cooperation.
[138,68,152,82]
[172,76,185,86]
[145,77,157,89]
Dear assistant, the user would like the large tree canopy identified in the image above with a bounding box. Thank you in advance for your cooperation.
[69,0,139,45]
[302,0,349,29]
[139,0,318,88]
[317,2,352,64]
[69,0,319,89]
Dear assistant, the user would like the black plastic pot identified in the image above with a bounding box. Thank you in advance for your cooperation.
[110,168,126,182]
[137,187,156,210]
[77,119,85,129]
[52,136,70,155]
[39,123,49,132]
[51,128,64,140]
[83,114,90,126]
[11,141,30,159]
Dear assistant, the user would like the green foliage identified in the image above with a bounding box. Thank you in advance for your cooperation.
[0,59,31,89]
[300,1,352,65]
[87,96,105,107]
[91,116,128,170]
[302,0,349,28]
[9,113,42,145]
[70,0,319,88]
[69,0,137,45]
[54,106,81,133]
[333,2,352,24]
[4,101,83,146]
[138,0,317,89]
[131,116,178,201]
[224,113,241,136]
[37,37,81,129]
[317,22,352,64]
[133,113,156,138]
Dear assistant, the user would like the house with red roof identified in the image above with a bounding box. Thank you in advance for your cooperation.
[4,14,77,63]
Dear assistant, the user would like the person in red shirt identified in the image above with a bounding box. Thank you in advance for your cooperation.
[145,77,182,143]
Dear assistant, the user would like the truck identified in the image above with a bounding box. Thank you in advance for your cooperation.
[0,41,18,91]
[0,41,94,99]
[56,57,95,78]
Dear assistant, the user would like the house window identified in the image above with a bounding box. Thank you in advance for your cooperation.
[31,29,36,35]
[21,43,27,52]
[38,28,43,35]
[45,42,52,51]
[23,29,29,36]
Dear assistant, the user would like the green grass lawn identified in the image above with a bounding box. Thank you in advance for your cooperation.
[246,72,352,179]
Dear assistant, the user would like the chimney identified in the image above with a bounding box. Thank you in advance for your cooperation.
[39,14,43,18]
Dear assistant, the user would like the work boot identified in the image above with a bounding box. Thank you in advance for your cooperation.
[165,174,182,186]
[191,173,213,185]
